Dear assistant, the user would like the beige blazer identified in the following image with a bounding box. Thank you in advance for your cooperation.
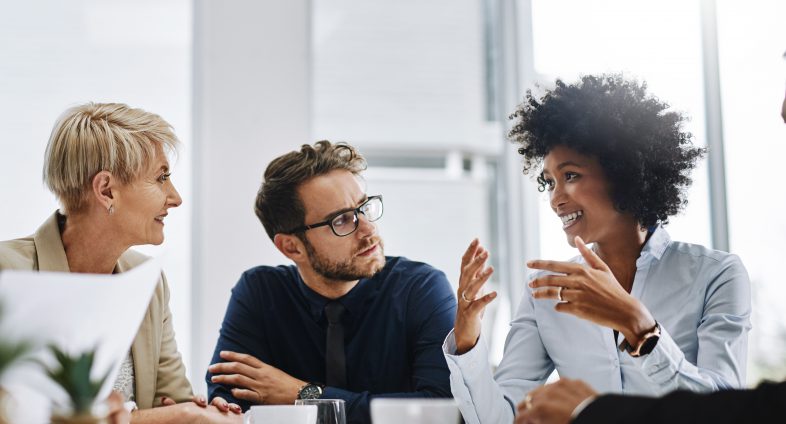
[0,212,193,409]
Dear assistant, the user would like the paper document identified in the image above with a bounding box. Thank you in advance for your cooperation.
[0,256,162,422]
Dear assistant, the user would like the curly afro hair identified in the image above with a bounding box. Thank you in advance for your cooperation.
[508,74,706,228]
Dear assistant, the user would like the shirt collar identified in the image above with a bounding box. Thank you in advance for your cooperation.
[296,272,376,322]
[639,224,671,261]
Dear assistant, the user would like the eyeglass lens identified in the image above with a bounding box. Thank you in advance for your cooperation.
[330,197,383,236]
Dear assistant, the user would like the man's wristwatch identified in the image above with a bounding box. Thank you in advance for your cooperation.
[297,382,325,400]
[619,321,661,357]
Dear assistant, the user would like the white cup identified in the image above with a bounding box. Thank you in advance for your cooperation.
[370,398,461,424]
[243,405,318,424]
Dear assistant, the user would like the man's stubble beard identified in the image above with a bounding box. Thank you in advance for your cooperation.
[304,237,386,282]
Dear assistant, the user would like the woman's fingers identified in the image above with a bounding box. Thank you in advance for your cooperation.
[461,265,494,302]
[210,396,232,412]
[575,236,609,271]
[461,238,480,268]
[458,245,491,305]
[532,286,560,300]
[461,248,487,275]
[462,249,489,280]
[192,394,208,407]
[527,259,582,274]
[467,291,497,315]
[529,274,579,290]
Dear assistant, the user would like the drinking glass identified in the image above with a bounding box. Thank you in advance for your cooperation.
[294,398,346,424]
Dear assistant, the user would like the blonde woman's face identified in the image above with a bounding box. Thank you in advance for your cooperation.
[113,146,182,246]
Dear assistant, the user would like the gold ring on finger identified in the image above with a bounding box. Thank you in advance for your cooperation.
[460,290,472,303]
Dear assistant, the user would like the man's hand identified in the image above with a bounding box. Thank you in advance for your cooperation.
[515,379,597,424]
[209,350,306,405]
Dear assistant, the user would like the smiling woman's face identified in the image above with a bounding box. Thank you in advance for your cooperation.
[541,145,635,247]
[113,145,182,247]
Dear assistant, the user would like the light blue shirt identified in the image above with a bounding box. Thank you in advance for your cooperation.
[443,226,751,424]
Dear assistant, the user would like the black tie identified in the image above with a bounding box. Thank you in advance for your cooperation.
[324,301,347,387]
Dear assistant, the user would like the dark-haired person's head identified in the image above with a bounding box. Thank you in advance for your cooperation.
[508,74,705,246]
[254,141,385,282]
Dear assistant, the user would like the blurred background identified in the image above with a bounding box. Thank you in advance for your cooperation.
[1,0,784,395]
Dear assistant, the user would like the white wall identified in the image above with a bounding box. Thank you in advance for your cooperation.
[190,0,311,394]
[313,0,488,148]
[0,0,194,384]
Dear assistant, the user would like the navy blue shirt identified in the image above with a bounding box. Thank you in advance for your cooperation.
[206,256,457,424]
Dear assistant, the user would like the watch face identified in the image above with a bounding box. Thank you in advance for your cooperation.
[639,334,660,356]
[299,384,322,400]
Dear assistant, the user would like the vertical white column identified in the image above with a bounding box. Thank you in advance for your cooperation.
[191,0,311,393]
[700,0,729,252]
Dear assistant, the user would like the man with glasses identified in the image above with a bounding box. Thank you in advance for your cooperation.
[206,141,456,424]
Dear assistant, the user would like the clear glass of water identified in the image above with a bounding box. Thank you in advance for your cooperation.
[294,398,346,424]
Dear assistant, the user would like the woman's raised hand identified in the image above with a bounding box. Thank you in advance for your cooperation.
[454,238,496,355]
[527,236,656,346]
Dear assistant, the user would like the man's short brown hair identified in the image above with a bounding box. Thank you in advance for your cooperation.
[254,140,367,240]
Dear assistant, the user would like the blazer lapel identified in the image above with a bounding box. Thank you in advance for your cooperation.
[33,212,70,272]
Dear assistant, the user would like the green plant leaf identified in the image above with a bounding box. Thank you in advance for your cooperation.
[40,345,109,415]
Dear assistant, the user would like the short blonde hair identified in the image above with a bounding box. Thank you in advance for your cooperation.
[43,102,180,214]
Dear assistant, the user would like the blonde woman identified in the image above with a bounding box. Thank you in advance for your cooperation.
[0,103,240,423]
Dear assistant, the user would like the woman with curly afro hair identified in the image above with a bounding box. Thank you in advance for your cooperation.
[443,74,752,424]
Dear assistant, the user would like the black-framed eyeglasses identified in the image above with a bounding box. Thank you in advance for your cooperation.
[287,195,383,237]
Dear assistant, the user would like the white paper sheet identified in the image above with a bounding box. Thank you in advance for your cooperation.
[0,256,162,422]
